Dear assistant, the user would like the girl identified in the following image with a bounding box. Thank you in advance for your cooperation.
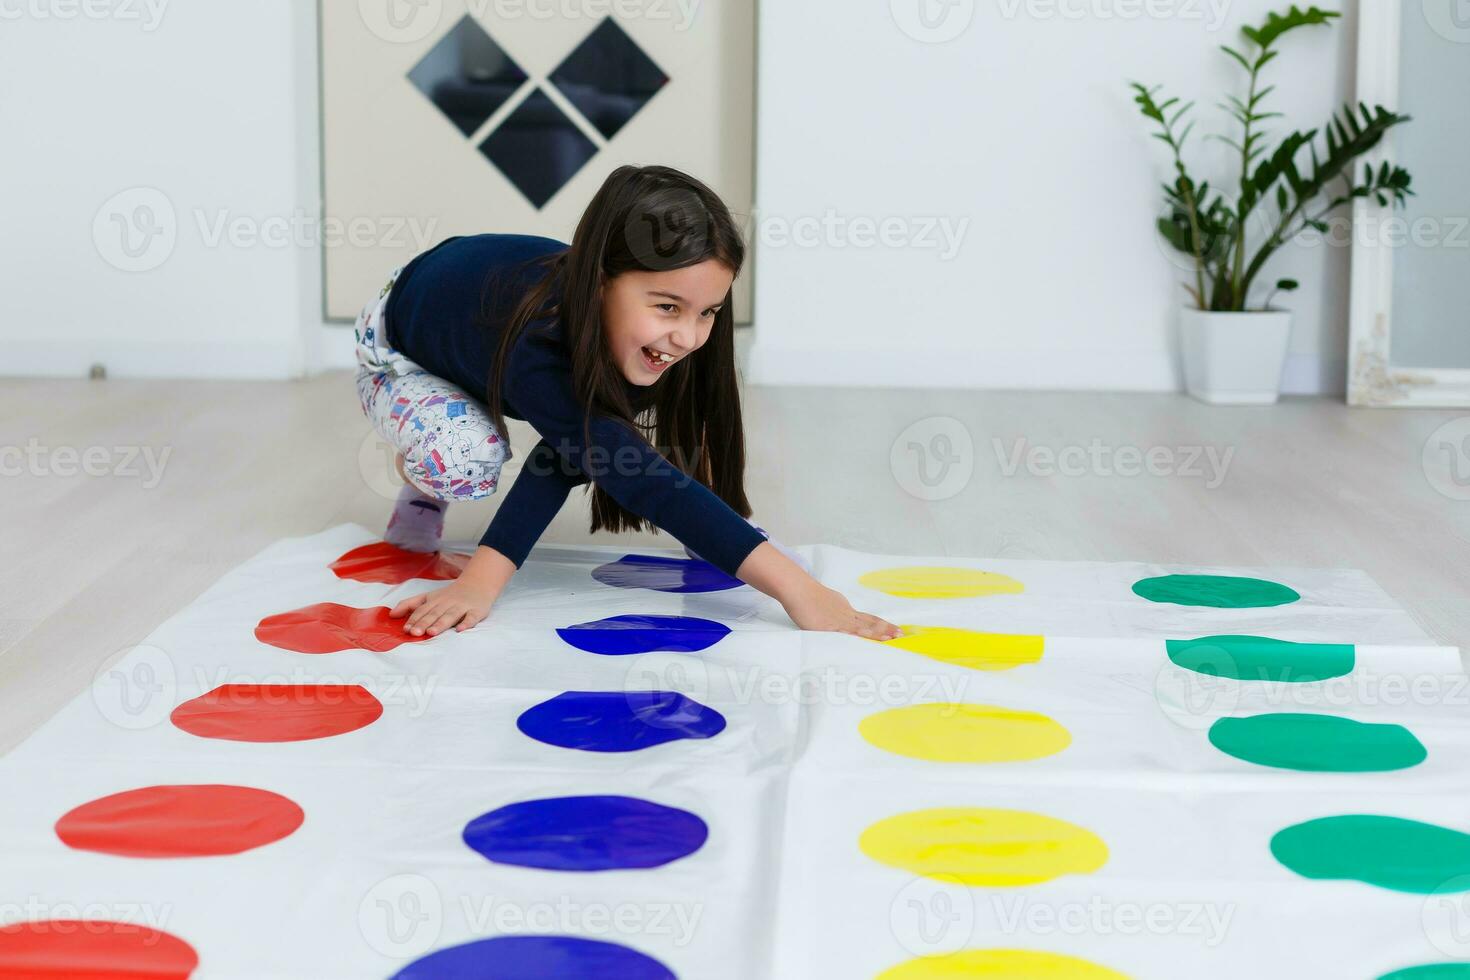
[354,165,901,642]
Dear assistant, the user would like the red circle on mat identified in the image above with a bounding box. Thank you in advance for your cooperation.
[330,541,466,585]
[170,683,384,742]
[55,784,304,858]
[0,919,198,979]
[254,602,431,653]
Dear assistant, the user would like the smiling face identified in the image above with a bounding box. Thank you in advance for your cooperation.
[601,259,735,386]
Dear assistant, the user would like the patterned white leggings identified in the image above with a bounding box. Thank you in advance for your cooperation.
[353,266,512,503]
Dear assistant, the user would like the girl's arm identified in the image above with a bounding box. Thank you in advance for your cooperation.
[390,481,903,641]
[393,331,902,639]
[390,498,905,641]
[736,541,902,640]
[394,539,904,641]
[391,438,578,636]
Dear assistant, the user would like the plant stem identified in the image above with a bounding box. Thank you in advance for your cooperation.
[1155,105,1209,307]
[1231,59,1262,310]
[1239,171,1352,299]
[1179,180,1208,309]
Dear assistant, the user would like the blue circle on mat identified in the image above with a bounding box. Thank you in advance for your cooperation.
[390,935,676,980]
[591,554,744,593]
[517,691,728,752]
[555,614,731,655]
[463,795,708,871]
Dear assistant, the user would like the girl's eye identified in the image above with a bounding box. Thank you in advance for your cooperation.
[701,308,717,318]
[656,303,677,313]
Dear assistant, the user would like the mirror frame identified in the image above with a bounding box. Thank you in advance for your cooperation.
[1347,0,1470,407]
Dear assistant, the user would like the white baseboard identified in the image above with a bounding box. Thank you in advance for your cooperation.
[7,330,1344,394]
[309,321,360,375]
[6,340,305,380]
[4,324,371,380]
[745,341,1346,397]
[744,342,1181,391]
[1281,353,1347,396]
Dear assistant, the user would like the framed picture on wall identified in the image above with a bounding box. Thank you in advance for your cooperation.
[319,1,755,324]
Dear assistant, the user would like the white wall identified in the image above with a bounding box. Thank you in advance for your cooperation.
[0,0,353,379]
[3,1,1365,391]
[747,0,1360,394]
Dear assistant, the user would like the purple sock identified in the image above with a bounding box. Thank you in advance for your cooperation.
[385,483,446,553]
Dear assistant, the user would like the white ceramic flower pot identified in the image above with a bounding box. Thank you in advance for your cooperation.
[1179,308,1293,405]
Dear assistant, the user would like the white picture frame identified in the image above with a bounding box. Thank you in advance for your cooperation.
[1347,0,1470,406]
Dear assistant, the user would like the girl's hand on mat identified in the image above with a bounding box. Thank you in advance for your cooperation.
[390,580,496,636]
[390,546,516,636]
[783,582,903,641]
[736,541,902,641]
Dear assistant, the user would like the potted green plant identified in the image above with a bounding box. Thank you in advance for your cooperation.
[1130,5,1413,405]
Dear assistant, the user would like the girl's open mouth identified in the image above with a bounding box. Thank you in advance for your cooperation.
[641,346,675,373]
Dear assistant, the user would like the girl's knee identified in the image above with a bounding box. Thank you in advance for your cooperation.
[400,443,505,503]
[398,454,457,502]
[363,371,506,501]
[404,472,457,503]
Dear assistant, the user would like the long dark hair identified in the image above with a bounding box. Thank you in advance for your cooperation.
[483,164,751,537]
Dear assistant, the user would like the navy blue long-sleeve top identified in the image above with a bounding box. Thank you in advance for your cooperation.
[383,233,767,578]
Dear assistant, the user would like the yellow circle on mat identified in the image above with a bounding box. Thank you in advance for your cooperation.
[859,703,1071,763]
[883,626,1043,671]
[859,566,1024,599]
[860,807,1108,887]
[877,949,1130,979]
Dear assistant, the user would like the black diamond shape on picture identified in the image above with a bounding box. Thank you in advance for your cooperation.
[479,88,598,209]
[408,15,527,137]
[548,18,668,140]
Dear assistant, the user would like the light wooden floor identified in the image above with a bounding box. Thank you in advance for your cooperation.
[4,369,1468,753]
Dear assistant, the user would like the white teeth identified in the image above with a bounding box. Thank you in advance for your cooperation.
[646,348,673,364]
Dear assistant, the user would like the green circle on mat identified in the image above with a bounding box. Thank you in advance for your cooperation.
[1133,574,1300,607]
[1209,713,1426,772]
[1271,815,1470,894]
[1166,634,1354,682]
[1379,966,1470,979]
